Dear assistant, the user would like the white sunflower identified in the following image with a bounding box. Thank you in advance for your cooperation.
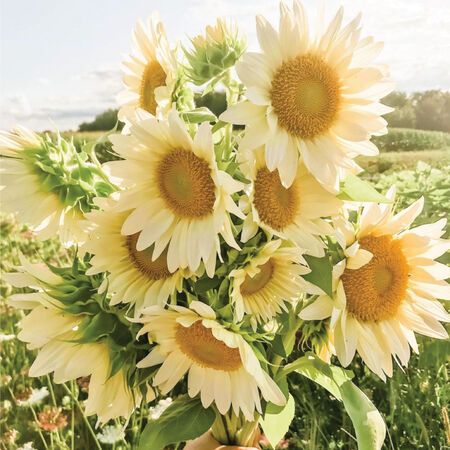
[0,127,86,245]
[300,189,450,379]
[221,1,393,191]
[104,111,244,277]
[230,239,314,324]
[239,147,341,256]
[84,204,190,314]
[5,258,155,423]
[118,13,178,124]
[137,301,286,420]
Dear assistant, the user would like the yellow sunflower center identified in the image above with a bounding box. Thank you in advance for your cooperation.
[253,168,299,230]
[175,321,242,371]
[126,233,171,280]
[240,260,274,296]
[270,54,341,139]
[157,148,216,218]
[342,235,409,322]
[140,60,167,115]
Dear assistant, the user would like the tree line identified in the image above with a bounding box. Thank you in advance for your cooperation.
[78,90,450,133]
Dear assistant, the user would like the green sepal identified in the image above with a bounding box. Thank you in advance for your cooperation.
[75,311,117,344]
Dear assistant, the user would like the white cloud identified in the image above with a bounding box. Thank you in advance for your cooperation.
[1,67,122,131]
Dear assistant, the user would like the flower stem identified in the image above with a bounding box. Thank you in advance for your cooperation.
[30,404,49,450]
[61,383,102,450]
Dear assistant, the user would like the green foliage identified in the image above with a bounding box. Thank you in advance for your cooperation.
[260,395,296,448]
[373,162,450,233]
[383,90,450,132]
[372,127,450,152]
[338,174,389,203]
[413,90,450,132]
[78,109,123,132]
[195,91,227,118]
[383,92,416,128]
[303,255,333,297]
[138,397,215,450]
[286,354,385,450]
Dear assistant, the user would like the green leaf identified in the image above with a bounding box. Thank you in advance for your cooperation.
[138,396,215,450]
[285,354,386,450]
[338,174,390,203]
[181,107,217,124]
[303,255,333,297]
[260,395,295,449]
[194,276,221,294]
[339,381,386,450]
[284,354,349,400]
[265,375,289,415]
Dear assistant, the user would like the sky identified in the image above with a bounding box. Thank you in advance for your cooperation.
[1,0,449,131]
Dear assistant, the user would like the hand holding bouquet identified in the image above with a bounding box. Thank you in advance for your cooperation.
[1,2,449,449]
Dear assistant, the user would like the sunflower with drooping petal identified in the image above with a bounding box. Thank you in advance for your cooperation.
[137,301,286,420]
[118,13,179,124]
[0,127,90,246]
[239,147,341,256]
[221,1,393,191]
[300,188,450,379]
[5,258,154,423]
[230,239,314,324]
[104,111,244,277]
[85,202,191,314]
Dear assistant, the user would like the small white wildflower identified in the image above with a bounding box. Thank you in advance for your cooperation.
[17,387,49,407]
[18,442,37,450]
[96,424,125,445]
[148,397,173,420]
[0,333,15,342]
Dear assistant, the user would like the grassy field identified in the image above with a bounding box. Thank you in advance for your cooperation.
[1,128,449,449]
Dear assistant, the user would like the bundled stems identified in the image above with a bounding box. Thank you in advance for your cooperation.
[211,408,260,447]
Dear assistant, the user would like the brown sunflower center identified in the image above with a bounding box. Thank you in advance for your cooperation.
[157,148,216,218]
[175,321,242,371]
[270,54,341,139]
[126,233,171,280]
[342,235,409,322]
[240,260,274,296]
[253,168,299,231]
[140,60,167,115]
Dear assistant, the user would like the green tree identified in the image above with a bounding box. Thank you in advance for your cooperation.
[383,91,416,128]
[78,108,123,132]
[413,90,450,132]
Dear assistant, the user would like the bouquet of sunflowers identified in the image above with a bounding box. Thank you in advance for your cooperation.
[1,2,449,449]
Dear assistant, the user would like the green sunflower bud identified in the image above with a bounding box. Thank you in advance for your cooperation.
[22,133,116,214]
[184,18,246,85]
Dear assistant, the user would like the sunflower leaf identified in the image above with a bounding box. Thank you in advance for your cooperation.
[339,381,386,450]
[303,255,333,297]
[286,354,386,450]
[260,394,295,448]
[338,174,390,203]
[181,107,217,124]
[138,396,215,450]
